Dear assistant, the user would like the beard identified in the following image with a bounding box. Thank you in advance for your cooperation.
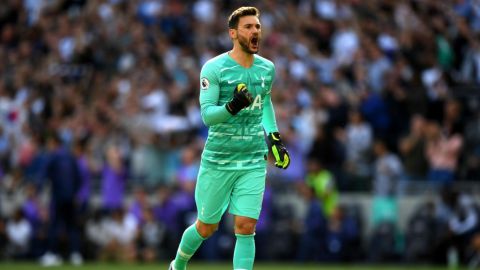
[238,34,259,54]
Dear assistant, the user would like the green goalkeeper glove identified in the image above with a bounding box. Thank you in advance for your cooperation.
[225,83,253,115]
[268,132,290,169]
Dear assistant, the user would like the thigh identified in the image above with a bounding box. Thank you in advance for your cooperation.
[195,166,235,224]
[229,167,266,220]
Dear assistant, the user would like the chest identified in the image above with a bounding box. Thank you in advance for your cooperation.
[219,69,272,97]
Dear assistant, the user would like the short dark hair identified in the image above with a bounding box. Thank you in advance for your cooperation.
[228,6,260,29]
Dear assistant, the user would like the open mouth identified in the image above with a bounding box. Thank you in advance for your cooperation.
[251,37,258,47]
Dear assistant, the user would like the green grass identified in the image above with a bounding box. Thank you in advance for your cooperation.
[0,262,466,270]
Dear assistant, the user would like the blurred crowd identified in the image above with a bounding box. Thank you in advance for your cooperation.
[0,0,480,266]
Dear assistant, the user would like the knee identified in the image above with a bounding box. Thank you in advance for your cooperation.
[195,221,218,238]
[234,220,257,235]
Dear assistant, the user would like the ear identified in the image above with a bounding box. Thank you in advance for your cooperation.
[229,28,236,39]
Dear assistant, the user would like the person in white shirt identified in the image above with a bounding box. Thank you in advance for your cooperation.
[6,209,32,259]
[99,207,139,262]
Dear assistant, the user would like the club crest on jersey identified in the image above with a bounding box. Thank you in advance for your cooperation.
[201,77,209,90]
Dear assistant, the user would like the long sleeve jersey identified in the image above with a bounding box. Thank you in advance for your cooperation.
[199,52,278,170]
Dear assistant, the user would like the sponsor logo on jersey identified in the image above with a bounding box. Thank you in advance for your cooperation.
[201,77,209,90]
[246,94,262,110]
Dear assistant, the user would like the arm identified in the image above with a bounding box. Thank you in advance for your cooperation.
[199,65,232,126]
[262,64,278,134]
[263,64,290,169]
[35,155,51,189]
[262,93,278,134]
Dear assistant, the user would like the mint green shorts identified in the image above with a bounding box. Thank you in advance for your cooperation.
[195,165,267,224]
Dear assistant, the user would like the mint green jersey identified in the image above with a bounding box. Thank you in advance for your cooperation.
[199,52,278,170]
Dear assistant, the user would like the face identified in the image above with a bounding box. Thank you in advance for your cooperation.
[231,15,261,54]
[411,115,426,135]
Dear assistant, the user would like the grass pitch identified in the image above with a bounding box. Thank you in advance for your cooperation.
[0,262,466,270]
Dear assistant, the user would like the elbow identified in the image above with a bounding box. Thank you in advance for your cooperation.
[201,113,214,127]
[202,119,213,127]
[200,104,231,126]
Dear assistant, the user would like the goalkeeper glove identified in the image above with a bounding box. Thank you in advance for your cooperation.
[225,83,253,115]
[268,132,290,169]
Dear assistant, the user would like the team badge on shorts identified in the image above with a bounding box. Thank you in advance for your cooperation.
[201,77,209,90]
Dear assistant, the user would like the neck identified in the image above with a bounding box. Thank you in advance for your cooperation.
[229,46,254,68]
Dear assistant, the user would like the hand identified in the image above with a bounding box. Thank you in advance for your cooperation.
[268,132,290,169]
[225,83,253,115]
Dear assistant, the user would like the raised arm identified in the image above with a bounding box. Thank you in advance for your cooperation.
[199,65,233,126]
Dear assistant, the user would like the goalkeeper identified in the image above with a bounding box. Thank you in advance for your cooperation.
[169,6,290,270]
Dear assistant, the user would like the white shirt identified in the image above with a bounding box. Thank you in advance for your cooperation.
[6,219,32,248]
[104,213,138,245]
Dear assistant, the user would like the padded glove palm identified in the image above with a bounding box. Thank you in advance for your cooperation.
[268,132,290,169]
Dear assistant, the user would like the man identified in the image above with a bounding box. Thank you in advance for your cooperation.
[169,6,290,270]
[38,133,83,266]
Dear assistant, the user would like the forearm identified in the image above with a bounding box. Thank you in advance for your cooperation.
[262,95,278,134]
[200,104,232,126]
[199,71,232,126]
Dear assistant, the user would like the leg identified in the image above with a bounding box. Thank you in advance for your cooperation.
[173,220,218,270]
[46,204,60,254]
[233,216,257,270]
[40,204,63,266]
[64,201,82,265]
[171,166,235,270]
[230,167,266,270]
[195,219,219,238]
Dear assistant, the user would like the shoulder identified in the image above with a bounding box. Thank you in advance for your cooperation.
[254,55,275,71]
[201,53,229,72]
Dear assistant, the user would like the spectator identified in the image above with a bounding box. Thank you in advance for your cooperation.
[343,109,373,188]
[0,0,479,265]
[101,144,128,212]
[446,195,479,265]
[84,209,108,261]
[305,157,339,218]
[130,134,166,188]
[137,207,166,262]
[152,185,182,256]
[404,201,438,262]
[175,146,200,189]
[73,138,91,231]
[129,186,149,226]
[433,187,479,265]
[307,125,345,189]
[324,205,361,262]
[5,208,31,259]
[425,120,463,184]
[366,43,392,93]
[254,184,273,261]
[296,182,327,262]
[359,91,391,141]
[464,110,480,180]
[21,183,47,258]
[442,99,465,137]
[398,114,429,181]
[37,133,83,266]
[100,207,138,263]
[372,139,405,197]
